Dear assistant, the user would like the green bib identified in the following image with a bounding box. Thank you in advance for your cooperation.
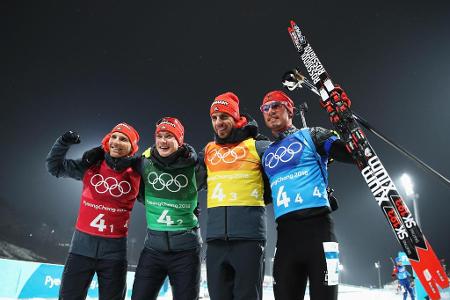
[143,159,198,231]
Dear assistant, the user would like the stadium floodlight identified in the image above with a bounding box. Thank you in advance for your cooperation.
[400,173,421,227]
[400,173,415,196]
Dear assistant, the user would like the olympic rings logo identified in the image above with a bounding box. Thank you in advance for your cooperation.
[208,146,246,165]
[264,142,303,169]
[147,172,189,193]
[90,174,132,197]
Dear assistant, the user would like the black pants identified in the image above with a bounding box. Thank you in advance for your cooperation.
[206,240,265,300]
[131,247,201,300]
[273,214,338,300]
[58,253,127,300]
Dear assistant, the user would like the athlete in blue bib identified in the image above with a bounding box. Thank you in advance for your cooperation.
[260,90,354,300]
[263,128,330,219]
[392,257,415,300]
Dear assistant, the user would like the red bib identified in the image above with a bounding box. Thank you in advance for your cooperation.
[76,161,140,238]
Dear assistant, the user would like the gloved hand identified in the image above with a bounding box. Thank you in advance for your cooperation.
[61,131,81,145]
[329,85,351,109]
[321,85,352,124]
[327,187,339,211]
[194,205,201,218]
[82,146,104,166]
[255,133,270,141]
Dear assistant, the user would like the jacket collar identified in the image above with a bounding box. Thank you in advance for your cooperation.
[105,153,135,172]
[214,113,259,145]
[149,144,197,170]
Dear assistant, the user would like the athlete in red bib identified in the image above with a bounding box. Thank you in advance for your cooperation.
[46,122,141,300]
[77,161,140,238]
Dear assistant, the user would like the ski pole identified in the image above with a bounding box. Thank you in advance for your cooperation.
[299,102,308,128]
[351,112,450,187]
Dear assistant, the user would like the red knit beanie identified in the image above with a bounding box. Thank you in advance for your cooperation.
[155,117,185,145]
[261,90,295,115]
[210,92,240,122]
[102,122,140,156]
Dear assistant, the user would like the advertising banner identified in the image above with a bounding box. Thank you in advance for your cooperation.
[0,258,168,299]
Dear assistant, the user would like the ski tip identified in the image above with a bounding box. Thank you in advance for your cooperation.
[409,239,450,299]
[290,20,297,27]
[288,26,293,33]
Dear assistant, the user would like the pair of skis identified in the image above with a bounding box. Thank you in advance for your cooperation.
[285,20,449,299]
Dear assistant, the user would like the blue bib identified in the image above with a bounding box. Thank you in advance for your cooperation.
[396,265,409,280]
[262,129,330,219]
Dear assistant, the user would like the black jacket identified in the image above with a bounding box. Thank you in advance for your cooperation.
[46,136,137,260]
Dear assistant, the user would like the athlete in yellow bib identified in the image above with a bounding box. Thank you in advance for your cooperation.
[204,138,264,208]
[198,91,272,300]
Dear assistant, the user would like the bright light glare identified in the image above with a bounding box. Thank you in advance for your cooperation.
[400,173,415,196]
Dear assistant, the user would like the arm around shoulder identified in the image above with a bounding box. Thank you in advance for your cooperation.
[255,139,272,159]
[195,149,207,191]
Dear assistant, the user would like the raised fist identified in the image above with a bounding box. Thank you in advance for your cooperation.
[61,131,80,145]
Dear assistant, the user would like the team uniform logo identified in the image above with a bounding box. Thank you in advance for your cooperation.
[264,142,303,169]
[204,140,264,208]
[211,100,229,106]
[90,174,131,197]
[208,146,246,165]
[263,130,329,219]
[79,162,140,237]
[147,172,189,192]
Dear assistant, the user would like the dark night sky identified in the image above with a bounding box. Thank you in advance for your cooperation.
[1,1,449,287]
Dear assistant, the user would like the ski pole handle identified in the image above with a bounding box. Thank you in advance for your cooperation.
[299,102,308,128]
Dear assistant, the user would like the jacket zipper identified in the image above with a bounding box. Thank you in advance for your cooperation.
[166,231,171,251]
[224,206,228,240]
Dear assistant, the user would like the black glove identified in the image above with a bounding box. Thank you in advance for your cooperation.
[328,187,339,211]
[82,146,104,166]
[255,133,270,141]
[194,204,201,218]
[61,130,81,145]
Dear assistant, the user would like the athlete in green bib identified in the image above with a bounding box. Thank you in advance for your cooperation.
[131,117,203,300]
[143,150,198,231]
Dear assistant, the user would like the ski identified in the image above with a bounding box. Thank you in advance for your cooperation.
[286,20,449,299]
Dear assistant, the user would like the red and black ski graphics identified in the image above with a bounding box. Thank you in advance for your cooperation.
[287,20,449,299]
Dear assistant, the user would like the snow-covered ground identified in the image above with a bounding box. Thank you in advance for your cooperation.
[155,281,450,300]
[1,243,449,300]
[193,273,450,300]
[0,241,45,262]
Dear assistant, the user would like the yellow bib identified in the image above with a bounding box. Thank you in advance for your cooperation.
[205,139,265,208]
